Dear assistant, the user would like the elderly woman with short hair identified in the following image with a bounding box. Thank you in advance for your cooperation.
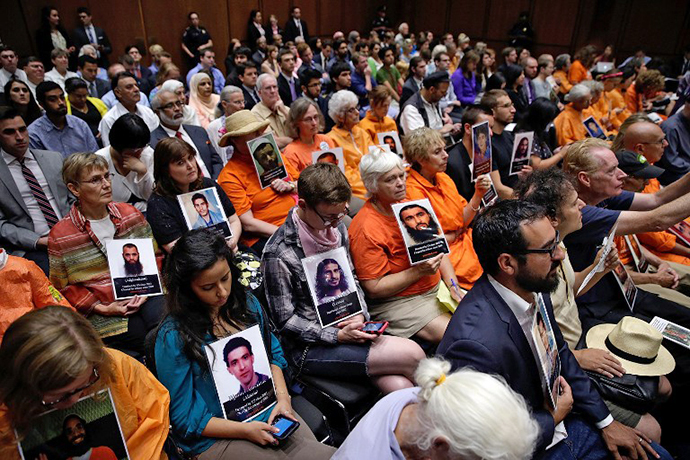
[554,84,592,146]
[404,127,489,290]
[283,97,336,179]
[48,152,164,354]
[327,90,375,200]
[348,149,460,344]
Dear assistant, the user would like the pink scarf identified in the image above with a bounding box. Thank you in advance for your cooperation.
[292,211,341,257]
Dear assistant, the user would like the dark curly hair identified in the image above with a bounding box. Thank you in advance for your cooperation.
[513,168,576,221]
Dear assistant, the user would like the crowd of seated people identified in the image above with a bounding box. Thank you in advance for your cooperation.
[2,4,690,459]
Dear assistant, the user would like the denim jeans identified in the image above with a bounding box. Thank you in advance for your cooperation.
[543,416,672,460]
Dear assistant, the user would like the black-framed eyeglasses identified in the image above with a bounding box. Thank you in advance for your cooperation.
[517,231,561,258]
[312,204,349,227]
[162,100,184,110]
[41,368,100,407]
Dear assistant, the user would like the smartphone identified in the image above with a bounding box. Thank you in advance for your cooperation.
[360,321,389,335]
[272,415,300,441]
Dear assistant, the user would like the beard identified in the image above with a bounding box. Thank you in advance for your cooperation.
[515,262,561,294]
[404,221,440,244]
[124,260,144,276]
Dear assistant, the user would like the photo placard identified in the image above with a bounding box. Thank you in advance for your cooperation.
[509,131,534,175]
[311,147,345,173]
[624,235,650,273]
[391,198,450,265]
[205,325,277,422]
[532,294,561,410]
[480,175,498,209]
[246,132,289,189]
[177,187,232,240]
[106,238,162,300]
[376,131,403,157]
[471,121,492,182]
[18,389,130,460]
[301,247,365,328]
[583,116,607,140]
[612,263,638,311]
[668,221,690,247]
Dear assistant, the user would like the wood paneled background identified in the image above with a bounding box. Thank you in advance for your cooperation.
[4,0,689,74]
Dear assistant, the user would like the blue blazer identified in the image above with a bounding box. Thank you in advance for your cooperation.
[437,275,610,453]
[149,125,223,179]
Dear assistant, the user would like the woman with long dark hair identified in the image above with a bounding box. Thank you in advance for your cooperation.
[35,6,75,70]
[515,97,564,170]
[154,230,335,459]
[247,10,266,49]
[2,79,42,125]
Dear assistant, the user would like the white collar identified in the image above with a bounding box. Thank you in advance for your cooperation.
[487,274,534,317]
[1,148,33,166]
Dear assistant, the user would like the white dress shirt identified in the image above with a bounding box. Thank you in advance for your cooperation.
[0,68,28,92]
[400,93,444,133]
[44,68,79,91]
[160,125,211,178]
[99,102,160,147]
[206,115,233,164]
[1,149,62,239]
[95,146,155,212]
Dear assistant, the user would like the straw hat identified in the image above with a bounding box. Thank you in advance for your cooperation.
[218,110,270,147]
[586,317,675,376]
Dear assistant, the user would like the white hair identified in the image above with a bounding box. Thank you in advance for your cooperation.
[328,90,358,122]
[161,79,184,93]
[565,84,591,102]
[580,80,604,95]
[150,90,176,111]
[431,45,448,59]
[359,148,404,196]
[413,358,539,460]
[220,85,243,101]
[78,44,97,58]
[256,73,276,92]
[398,22,409,33]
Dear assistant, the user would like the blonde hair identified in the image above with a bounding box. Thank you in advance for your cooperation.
[62,152,108,186]
[413,358,538,460]
[0,307,114,437]
[404,127,444,166]
[562,138,610,177]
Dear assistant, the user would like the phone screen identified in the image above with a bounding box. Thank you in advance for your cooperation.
[362,322,385,332]
[273,417,297,436]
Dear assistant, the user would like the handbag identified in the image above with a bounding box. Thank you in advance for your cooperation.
[585,370,659,414]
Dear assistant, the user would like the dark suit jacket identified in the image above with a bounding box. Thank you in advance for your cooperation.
[283,18,309,43]
[0,149,73,255]
[86,78,111,99]
[35,27,74,70]
[437,275,610,454]
[135,65,155,95]
[150,125,223,179]
[247,23,266,50]
[241,85,260,110]
[277,73,302,107]
[445,141,474,201]
[399,77,422,107]
[71,25,112,67]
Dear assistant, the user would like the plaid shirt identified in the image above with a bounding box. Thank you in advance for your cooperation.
[261,208,369,347]
[48,202,159,337]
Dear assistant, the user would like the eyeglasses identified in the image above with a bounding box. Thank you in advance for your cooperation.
[497,102,514,109]
[517,231,561,258]
[161,101,184,110]
[80,172,115,186]
[640,138,667,146]
[41,368,99,407]
[312,204,349,227]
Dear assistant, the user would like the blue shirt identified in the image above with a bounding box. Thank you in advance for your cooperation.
[101,90,151,109]
[351,70,377,109]
[186,64,226,94]
[28,114,99,158]
[658,110,690,185]
[563,190,635,304]
[154,293,287,455]
[193,209,224,229]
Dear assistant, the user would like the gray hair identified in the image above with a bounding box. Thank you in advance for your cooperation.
[161,79,184,93]
[359,148,404,196]
[78,44,97,58]
[413,358,539,460]
[150,90,176,111]
[328,90,358,122]
[565,84,591,103]
[220,85,243,102]
[554,53,571,70]
[431,45,448,59]
[286,97,323,138]
[256,73,276,92]
[580,80,604,95]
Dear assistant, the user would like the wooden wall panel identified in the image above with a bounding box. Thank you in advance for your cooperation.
[448,0,489,41]
[5,0,689,78]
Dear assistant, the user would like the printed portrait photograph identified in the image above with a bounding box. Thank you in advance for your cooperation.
[247,132,288,188]
[177,187,232,239]
[377,131,403,157]
[106,238,162,300]
[312,147,345,173]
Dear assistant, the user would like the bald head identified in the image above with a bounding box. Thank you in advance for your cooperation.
[623,121,666,163]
